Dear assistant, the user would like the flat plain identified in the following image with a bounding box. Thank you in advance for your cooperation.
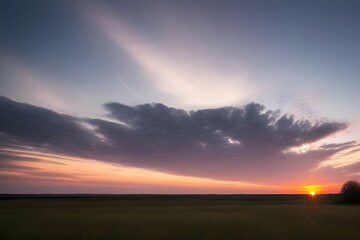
[1,194,360,240]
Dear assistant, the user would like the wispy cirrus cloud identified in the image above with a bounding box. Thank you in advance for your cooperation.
[316,142,360,170]
[82,5,251,108]
[0,55,68,111]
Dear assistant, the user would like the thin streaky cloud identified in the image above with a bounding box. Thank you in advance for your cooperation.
[83,5,251,107]
[0,56,67,111]
[116,74,144,101]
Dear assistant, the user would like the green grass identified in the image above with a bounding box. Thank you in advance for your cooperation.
[1,195,360,240]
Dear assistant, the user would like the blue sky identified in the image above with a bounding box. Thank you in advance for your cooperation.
[0,0,359,193]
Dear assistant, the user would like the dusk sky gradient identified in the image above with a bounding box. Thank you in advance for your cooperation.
[0,0,359,194]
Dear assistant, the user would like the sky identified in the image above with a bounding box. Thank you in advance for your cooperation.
[0,0,359,194]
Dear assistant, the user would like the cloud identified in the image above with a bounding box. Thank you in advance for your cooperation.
[0,96,102,156]
[83,5,251,107]
[0,55,68,111]
[0,96,355,185]
[0,147,267,194]
[316,142,360,170]
[102,101,346,154]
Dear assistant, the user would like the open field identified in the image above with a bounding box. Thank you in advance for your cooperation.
[1,194,360,240]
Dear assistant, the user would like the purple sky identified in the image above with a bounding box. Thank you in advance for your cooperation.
[0,0,359,193]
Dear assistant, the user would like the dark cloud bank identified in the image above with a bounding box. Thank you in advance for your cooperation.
[0,96,356,184]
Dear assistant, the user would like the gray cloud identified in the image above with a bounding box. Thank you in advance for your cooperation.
[0,96,354,183]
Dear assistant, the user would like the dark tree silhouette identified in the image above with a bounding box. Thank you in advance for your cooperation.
[340,180,360,204]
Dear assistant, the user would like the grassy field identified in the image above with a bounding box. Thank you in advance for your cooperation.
[1,194,360,240]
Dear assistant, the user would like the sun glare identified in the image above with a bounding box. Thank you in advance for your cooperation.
[303,185,321,195]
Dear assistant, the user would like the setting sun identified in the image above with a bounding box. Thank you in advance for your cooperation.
[1,0,360,239]
[303,185,322,195]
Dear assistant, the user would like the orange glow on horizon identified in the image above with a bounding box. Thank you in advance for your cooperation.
[0,148,343,194]
[303,185,323,195]
[0,148,268,192]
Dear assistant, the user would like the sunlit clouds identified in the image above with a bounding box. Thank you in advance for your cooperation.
[316,142,360,170]
[0,148,272,194]
[0,148,343,194]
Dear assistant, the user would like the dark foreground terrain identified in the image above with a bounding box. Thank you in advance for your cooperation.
[1,194,360,240]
